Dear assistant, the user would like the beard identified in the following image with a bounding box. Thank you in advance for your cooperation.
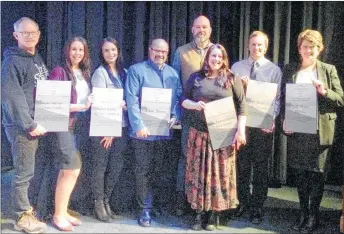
[194,33,209,44]
[154,55,165,61]
[153,55,165,66]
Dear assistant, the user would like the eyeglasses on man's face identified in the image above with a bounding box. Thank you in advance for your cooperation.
[17,31,40,37]
[149,47,168,55]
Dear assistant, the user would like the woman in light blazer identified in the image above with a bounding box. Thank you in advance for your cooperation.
[281,29,344,233]
[90,37,130,222]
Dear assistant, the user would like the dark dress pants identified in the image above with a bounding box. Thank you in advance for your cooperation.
[132,138,176,212]
[91,127,129,201]
[237,127,273,209]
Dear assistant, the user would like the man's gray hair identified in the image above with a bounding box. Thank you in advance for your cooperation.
[13,17,39,32]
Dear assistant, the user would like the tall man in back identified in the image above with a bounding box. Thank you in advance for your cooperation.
[231,31,282,224]
[171,15,213,216]
[2,17,48,233]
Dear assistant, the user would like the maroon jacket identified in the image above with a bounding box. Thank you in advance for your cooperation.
[48,66,77,104]
[48,66,78,120]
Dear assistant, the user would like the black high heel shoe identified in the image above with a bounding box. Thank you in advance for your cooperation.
[138,211,151,227]
[291,212,308,231]
[205,211,219,231]
[300,215,319,233]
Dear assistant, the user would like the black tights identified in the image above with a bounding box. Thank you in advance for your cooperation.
[295,169,325,216]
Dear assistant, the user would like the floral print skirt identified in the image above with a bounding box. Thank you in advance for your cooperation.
[185,127,238,212]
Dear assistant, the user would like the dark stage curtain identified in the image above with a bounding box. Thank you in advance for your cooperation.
[2,1,344,216]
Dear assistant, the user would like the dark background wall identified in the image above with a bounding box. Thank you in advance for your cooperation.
[1,1,343,186]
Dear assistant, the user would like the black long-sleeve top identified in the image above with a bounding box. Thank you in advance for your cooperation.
[181,72,247,132]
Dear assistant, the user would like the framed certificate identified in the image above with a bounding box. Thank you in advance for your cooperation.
[141,87,172,136]
[285,83,317,134]
[34,80,71,132]
[90,87,123,136]
[204,96,237,150]
[246,80,278,129]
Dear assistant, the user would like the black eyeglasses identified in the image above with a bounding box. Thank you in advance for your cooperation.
[149,47,168,55]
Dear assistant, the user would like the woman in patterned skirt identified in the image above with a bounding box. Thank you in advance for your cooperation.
[181,44,247,231]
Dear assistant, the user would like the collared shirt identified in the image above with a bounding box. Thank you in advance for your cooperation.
[231,56,282,119]
[191,40,211,57]
[125,59,182,141]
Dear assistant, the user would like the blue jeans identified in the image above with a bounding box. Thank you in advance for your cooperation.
[5,126,38,218]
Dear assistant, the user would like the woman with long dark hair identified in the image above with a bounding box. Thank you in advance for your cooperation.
[181,44,247,231]
[48,36,92,231]
[90,37,130,222]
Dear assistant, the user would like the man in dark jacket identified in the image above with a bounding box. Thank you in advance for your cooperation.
[1,17,48,234]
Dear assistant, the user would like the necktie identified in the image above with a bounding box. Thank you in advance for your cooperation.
[250,61,259,80]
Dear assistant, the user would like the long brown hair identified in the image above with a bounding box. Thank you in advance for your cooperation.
[64,36,91,86]
[201,44,235,89]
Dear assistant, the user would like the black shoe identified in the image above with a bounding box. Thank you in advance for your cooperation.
[291,212,308,231]
[232,204,249,218]
[250,208,262,225]
[205,211,219,231]
[104,198,117,219]
[191,212,203,231]
[94,199,112,222]
[300,215,319,233]
[138,211,151,227]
